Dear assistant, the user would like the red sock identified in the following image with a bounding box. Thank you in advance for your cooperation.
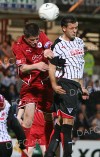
[60,132,64,148]
[21,127,30,157]
[49,129,54,143]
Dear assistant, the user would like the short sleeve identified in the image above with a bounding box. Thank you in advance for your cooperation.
[39,31,52,49]
[12,43,26,66]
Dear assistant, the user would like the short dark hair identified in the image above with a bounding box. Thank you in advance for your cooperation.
[61,15,77,27]
[24,22,40,38]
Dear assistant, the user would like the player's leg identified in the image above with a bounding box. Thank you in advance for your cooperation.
[23,102,35,128]
[28,132,46,157]
[28,146,35,157]
[19,103,35,157]
[57,78,81,157]
[40,145,46,157]
[45,116,61,157]
[61,118,74,157]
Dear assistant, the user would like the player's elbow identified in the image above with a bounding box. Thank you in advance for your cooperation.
[20,65,28,73]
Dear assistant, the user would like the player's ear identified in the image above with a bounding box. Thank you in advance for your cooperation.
[62,26,66,32]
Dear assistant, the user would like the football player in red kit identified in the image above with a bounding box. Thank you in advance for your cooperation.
[12,22,54,157]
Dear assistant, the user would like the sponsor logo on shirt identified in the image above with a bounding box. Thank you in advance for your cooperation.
[26,49,32,53]
[61,46,66,49]
[70,49,84,56]
[67,108,73,113]
[32,54,43,62]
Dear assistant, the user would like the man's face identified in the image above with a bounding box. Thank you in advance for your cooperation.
[25,36,39,47]
[63,22,78,40]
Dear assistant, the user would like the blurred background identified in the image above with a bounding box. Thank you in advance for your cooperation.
[0,0,100,157]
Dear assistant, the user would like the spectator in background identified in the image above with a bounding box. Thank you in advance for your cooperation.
[1,57,10,69]
[8,84,19,103]
[95,103,100,112]
[6,34,14,46]
[91,111,100,128]
[93,80,100,91]
[79,103,89,123]
[0,61,4,86]
[84,47,95,77]
[1,68,16,87]
[75,112,89,130]
[0,40,13,58]
[87,111,100,140]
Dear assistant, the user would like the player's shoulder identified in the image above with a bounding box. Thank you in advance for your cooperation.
[53,37,61,47]
[54,38,62,45]
[39,31,47,38]
[4,100,11,113]
[75,37,84,43]
[51,38,61,50]
[5,100,11,108]
[12,36,24,48]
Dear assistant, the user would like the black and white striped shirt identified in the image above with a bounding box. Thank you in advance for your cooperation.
[52,36,85,79]
[0,100,11,142]
[0,100,26,150]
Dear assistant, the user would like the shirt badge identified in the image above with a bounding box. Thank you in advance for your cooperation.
[37,42,42,48]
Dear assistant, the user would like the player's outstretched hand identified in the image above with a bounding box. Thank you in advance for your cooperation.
[52,84,66,94]
[44,49,54,59]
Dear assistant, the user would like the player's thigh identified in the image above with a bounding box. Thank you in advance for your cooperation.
[23,103,36,127]
[24,103,35,119]
[63,118,74,125]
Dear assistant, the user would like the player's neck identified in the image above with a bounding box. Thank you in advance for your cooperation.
[61,34,70,41]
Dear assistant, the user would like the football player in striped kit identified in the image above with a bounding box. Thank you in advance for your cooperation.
[0,94,29,157]
[45,15,89,157]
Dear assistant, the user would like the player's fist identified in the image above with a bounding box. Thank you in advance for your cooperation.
[36,62,49,71]
[44,49,54,59]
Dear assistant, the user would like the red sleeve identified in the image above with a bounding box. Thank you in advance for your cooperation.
[12,43,26,67]
[39,31,52,49]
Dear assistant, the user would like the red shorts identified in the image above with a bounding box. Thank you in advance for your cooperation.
[57,110,74,119]
[18,81,53,112]
[28,110,53,148]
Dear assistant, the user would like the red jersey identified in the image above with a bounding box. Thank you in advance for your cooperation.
[12,31,52,86]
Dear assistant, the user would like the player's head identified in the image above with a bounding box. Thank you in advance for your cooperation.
[23,22,40,47]
[0,95,5,111]
[61,15,78,40]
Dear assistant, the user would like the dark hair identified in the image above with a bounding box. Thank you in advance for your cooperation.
[61,15,77,27]
[23,22,40,38]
